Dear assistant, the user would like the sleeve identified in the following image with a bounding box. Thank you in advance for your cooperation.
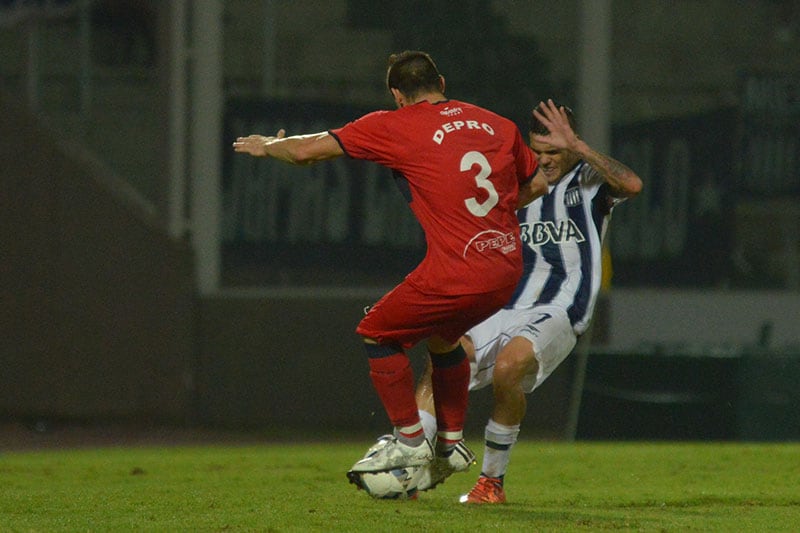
[328,110,394,163]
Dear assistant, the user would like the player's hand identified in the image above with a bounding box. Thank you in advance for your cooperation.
[531,99,579,152]
[232,129,286,157]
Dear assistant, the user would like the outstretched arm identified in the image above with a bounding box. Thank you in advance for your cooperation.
[532,99,643,198]
[232,129,344,165]
[517,169,548,208]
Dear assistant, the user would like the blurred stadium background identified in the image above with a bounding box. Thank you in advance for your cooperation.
[2,0,798,443]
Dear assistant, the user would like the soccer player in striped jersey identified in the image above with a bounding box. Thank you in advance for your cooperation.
[413,99,643,503]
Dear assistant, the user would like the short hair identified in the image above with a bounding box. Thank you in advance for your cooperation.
[386,51,442,100]
[530,102,577,134]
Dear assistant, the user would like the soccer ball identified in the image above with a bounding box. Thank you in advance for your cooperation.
[349,435,421,499]
[357,467,420,500]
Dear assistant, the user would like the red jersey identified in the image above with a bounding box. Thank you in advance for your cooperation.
[330,99,538,295]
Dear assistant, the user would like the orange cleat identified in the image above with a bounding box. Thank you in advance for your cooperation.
[459,476,506,504]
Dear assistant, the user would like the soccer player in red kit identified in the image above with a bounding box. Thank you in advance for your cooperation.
[233,51,544,478]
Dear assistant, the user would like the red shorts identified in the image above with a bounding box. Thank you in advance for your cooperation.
[356,280,517,349]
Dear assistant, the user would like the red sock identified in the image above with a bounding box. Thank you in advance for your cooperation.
[431,354,470,436]
[368,353,420,428]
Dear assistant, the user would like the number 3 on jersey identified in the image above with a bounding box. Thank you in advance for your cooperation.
[462,151,498,217]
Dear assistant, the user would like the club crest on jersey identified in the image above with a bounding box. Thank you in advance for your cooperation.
[564,187,582,207]
[519,220,585,246]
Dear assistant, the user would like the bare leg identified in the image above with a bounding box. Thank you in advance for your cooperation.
[476,336,537,483]
[490,336,538,426]
[415,355,436,415]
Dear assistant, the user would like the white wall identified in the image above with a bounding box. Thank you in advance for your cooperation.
[607,289,800,352]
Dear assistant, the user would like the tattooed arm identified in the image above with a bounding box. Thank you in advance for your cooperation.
[532,99,642,198]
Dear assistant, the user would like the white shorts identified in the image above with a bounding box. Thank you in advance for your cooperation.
[466,304,577,393]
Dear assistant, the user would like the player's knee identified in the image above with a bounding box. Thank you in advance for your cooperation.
[494,357,524,384]
[494,346,536,386]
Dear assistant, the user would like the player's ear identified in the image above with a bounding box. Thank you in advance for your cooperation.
[439,75,445,94]
[390,87,404,107]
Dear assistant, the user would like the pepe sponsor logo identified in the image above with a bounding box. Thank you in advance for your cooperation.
[463,230,518,257]
[473,231,517,253]
[520,220,585,246]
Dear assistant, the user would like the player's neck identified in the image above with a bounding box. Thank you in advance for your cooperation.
[413,91,447,106]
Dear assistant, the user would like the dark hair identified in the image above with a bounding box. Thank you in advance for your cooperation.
[386,51,442,100]
[530,102,577,134]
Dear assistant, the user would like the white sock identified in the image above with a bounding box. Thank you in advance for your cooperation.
[481,418,520,479]
[418,409,437,443]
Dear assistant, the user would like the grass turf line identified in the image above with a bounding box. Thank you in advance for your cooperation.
[1,441,798,531]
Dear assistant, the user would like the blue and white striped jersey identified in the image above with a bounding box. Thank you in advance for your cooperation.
[507,161,624,335]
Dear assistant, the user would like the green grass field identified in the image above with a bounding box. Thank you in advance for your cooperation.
[1,440,799,532]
